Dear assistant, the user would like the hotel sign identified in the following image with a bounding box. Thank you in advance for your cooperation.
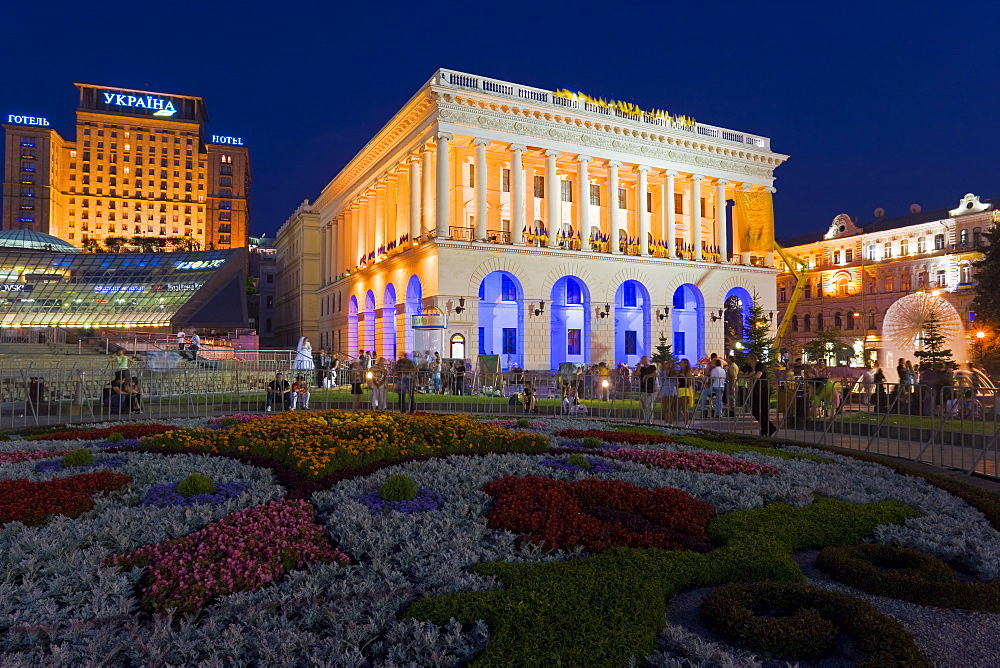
[7,115,50,126]
[174,259,225,271]
[210,135,244,145]
[102,92,177,117]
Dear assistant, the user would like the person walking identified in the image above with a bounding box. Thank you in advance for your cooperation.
[741,353,777,436]
[349,361,364,410]
[676,359,694,424]
[637,356,658,424]
[176,329,186,354]
[187,331,201,362]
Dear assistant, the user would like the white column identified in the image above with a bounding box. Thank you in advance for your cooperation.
[366,191,377,260]
[435,132,452,238]
[511,144,526,245]
[716,179,729,264]
[691,174,704,261]
[374,182,386,255]
[577,155,591,251]
[474,138,490,241]
[664,170,677,258]
[545,149,560,248]
[608,160,622,254]
[421,147,433,236]
[739,183,753,265]
[355,202,366,266]
[637,165,650,256]
[327,222,335,281]
[765,186,776,267]
[408,155,421,242]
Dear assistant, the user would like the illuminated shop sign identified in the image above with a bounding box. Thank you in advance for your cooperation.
[154,283,203,291]
[175,259,224,271]
[412,309,447,329]
[0,283,30,292]
[210,135,244,145]
[7,115,50,126]
[94,285,146,293]
[101,92,177,117]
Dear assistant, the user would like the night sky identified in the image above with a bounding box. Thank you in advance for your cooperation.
[3,0,999,241]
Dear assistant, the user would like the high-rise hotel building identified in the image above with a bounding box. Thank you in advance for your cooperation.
[2,84,250,251]
[293,69,788,369]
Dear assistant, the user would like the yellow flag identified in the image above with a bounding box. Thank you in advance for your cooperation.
[734,190,775,253]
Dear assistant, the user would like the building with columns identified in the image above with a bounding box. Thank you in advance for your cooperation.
[776,193,992,374]
[308,69,788,369]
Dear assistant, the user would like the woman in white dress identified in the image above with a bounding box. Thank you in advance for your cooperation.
[293,336,315,370]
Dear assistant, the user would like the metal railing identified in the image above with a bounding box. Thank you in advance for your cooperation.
[0,366,995,481]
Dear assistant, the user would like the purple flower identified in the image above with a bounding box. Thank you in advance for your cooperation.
[356,488,445,515]
[555,439,621,451]
[539,456,618,473]
[141,481,251,507]
[35,455,128,473]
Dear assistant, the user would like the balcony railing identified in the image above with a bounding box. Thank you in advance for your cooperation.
[432,68,772,152]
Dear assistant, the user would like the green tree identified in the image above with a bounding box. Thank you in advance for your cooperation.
[735,291,777,367]
[802,327,854,365]
[972,224,1000,325]
[913,313,954,367]
[650,334,675,367]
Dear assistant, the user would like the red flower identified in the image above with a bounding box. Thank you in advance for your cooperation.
[0,472,131,526]
[30,424,178,442]
[553,428,675,446]
[483,476,714,553]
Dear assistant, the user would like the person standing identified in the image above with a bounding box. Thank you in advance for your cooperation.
[741,353,777,436]
[176,329,186,354]
[369,358,388,410]
[431,352,442,394]
[316,347,331,387]
[395,353,417,412]
[188,331,201,362]
[349,361,364,410]
[659,362,678,424]
[725,355,740,417]
[637,356,658,424]
[110,348,131,372]
[453,359,467,395]
[676,359,694,424]
[694,358,727,423]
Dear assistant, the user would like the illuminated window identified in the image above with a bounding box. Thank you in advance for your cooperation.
[624,330,637,355]
[501,275,517,301]
[623,283,637,307]
[534,175,544,198]
[502,168,510,192]
[900,239,908,255]
[883,241,892,258]
[934,234,944,250]
[502,328,517,354]
[566,278,582,304]
[901,273,911,291]
[567,329,581,355]
[618,188,627,209]
[917,236,926,253]
[590,184,600,206]
[561,179,572,202]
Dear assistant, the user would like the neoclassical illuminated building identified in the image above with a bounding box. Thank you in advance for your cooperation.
[2,84,250,251]
[305,69,788,369]
[776,193,992,371]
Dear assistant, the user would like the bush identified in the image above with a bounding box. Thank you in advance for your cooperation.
[817,543,1000,612]
[62,448,95,468]
[380,474,417,502]
[106,432,126,443]
[565,453,593,470]
[515,418,530,428]
[220,417,239,427]
[582,436,602,449]
[176,473,216,498]
[701,582,929,665]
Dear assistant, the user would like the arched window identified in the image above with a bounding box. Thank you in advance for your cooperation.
[817,313,824,331]
[804,314,812,332]
[450,333,466,360]
[804,282,812,299]
[791,315,799,332]
[837,279,849,296]
[834,312,842,328]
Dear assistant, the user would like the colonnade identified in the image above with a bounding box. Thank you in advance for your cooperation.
[321,134,773,284]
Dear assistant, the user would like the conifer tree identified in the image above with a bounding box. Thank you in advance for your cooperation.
[912,313,954,367]
[735,291,777,366]
[972,223,1000,325]
[651,334,675,367]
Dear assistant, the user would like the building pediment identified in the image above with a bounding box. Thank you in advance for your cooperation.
[950,193,991,217]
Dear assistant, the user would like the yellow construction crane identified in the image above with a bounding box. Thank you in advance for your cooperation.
[773,243,810,353]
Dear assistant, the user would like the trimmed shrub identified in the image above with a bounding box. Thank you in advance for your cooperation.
[581,436,602,449]
[817,543,1000,612]
[220,417,239,427]
[62,448,95,468]
[701,582,929,665]
[565,453,593,470]
[106,432,126,443]
[515,418,531,428]
[176,473,216,498]
[380,474,418,502]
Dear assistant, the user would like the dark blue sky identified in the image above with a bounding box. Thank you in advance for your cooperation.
[3,0,998,240]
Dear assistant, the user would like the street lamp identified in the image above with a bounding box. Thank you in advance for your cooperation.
[976,330,987,368]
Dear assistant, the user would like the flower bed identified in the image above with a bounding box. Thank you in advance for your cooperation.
[206,414,275,425]
[484,475,715,553]
[539,455,618,473]
[141,480,251,507]
[139,410,548,478]
[603,448,780,476]
[553,428,674,445]
[107,499,350,614]
[816,543,1000,612]
[356,488,445,514]
[35,454,127,473]
[700,582,929,664]
[29,424,178,442]
[0,472,131,526]
[0,449,69,465]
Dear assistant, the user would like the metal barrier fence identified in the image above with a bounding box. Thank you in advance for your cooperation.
[0,365,996,480]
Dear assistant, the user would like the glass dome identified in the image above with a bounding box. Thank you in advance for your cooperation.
[0,229,80,253]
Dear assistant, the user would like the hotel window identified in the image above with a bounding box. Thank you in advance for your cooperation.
[567,329,581,355]
[219,212,231,221]
[468,164,474,187]
[883,242,892,258]
[502,328,517,354]
[623,330,637,355]
[561,179,573,202]
[220,188,232,198]
[838,279,849,296]
[501,168,510,192]
[20,138,35,147]
[219,201,231,210]
[834,312,842,328]
[618,188,627,209]
[934,233,945,250]
[647,191,654,212]
[701,197,708,217]
[590,184,601,206]
[816,313,825,331]
[901,273,911,291]
[900,239,908,255]
[534,175,544,197]
[21,162,35,173]
[501,275,517,301]
[917,236,926,253]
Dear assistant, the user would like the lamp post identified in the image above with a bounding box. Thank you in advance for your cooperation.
[976,330,987,368]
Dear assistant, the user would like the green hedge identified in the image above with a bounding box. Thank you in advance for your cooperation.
[407,496,920,666]
[817,543,1000,612]
[701,582,929,666]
